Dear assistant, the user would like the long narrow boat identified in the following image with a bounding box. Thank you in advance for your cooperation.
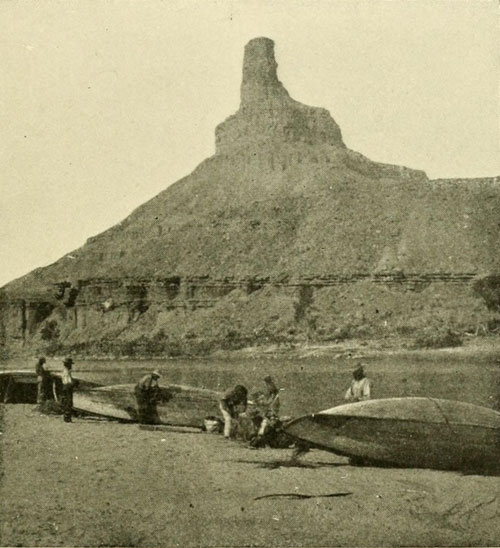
[73,383,222,428]
[284,397,500,471]
[0,370,99,403]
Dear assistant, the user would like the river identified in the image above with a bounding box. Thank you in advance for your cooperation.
[4,346,499,416]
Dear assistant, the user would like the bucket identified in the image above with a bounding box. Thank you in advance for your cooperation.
[204,416,222,433]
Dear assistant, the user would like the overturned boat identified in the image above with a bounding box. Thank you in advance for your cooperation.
[285,397,500,472]
[0,370,99,403]
[73,383,222,428]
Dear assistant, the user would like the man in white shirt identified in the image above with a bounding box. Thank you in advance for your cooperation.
[345,364,372,402]
[35,356,50,405]
[61,357,75,422]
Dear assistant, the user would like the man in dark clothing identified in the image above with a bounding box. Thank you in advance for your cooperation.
[134,370,161,424]
[35,356,51,404]
[61,357,75,423]
[219,384,248,439]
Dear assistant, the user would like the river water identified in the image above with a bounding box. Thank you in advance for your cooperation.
[5,347,499,417]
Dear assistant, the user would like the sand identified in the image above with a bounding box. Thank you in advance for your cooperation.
[1,404,499,547]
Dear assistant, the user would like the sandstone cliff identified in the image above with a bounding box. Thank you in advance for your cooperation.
[1,38,499,356]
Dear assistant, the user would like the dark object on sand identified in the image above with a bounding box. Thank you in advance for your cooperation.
[254,492,353,501]
[235,410,295,449]
[285,397,500,472]
[73,383,222,428]
[37,400,63,415]
[290,439,312,461]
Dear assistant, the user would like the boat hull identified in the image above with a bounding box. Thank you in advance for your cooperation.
[285,398,500,471]
[73,383,222,428]
[0,370,99,404]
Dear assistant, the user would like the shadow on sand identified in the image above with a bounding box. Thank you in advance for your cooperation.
[458,467,500,478]
[236,457,500,476]
[348,456,500,477]
[235,458,349,470]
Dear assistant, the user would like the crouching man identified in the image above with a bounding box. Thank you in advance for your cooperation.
[249,375,281,448]
[134,370,161,424]
[219,384,248,439]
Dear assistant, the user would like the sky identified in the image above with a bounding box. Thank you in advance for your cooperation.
[1,0,498,287]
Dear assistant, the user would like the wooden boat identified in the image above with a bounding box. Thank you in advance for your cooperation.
[73,383,222,428]
[0,370,99,404]
[284,397,500,471]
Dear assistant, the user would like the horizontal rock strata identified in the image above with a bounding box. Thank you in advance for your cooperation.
[1,38,498,356]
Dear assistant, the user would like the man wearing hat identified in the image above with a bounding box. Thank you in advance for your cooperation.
[61,357,75,423]
[134,370,161,424]
[345,364,372,403]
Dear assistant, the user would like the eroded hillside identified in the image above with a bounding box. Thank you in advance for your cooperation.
[1,38,498,356]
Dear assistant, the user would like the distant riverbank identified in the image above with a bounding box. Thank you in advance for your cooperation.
[5,334,500,363]
[213,335,500,360]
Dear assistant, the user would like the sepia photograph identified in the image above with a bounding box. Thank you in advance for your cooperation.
[0,0,499,546]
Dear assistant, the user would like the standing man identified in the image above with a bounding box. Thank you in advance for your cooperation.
[35,356,50,405]
[134,370,161,424]
[61,357,75,423]
[345,364,372,402]
[219,384,248,439]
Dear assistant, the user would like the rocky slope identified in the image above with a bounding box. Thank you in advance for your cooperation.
[1,37,498,356]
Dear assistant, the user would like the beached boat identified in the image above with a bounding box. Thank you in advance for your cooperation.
[73,383,222,428]
[0,370,100,403]
[285,397,500,471]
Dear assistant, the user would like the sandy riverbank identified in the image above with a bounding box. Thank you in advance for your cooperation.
[1,404,499,547]
[216,336,500,360]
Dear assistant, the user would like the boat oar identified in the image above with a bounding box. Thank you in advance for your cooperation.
[139,424,202,434]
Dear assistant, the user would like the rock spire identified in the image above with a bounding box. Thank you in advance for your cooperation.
[215,37,345,153]
[240,37,289,106]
